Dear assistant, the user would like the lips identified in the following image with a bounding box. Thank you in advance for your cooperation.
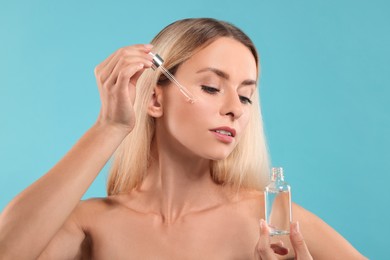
[210,127,236,137]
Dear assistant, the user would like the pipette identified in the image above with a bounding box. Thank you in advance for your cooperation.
[149,52,196,103]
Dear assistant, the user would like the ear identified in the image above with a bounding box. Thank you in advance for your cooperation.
[147,86,164,118]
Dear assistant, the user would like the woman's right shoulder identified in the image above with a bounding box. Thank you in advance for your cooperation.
[73,195,128,218]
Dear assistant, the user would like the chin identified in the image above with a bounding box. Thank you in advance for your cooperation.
[202,150,234,161]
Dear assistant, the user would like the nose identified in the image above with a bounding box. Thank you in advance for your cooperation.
[220,91,244,120]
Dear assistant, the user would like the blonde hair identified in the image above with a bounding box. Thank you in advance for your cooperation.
[107,18,270,195]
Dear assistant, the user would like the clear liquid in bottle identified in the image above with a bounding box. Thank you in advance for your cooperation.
[265,167,292,236]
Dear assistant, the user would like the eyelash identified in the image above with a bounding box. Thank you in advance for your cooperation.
[201,85,220,95]
[239,96,252,105]
[200,85,252,105]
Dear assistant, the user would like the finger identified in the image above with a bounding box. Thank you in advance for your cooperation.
[290,222,313,260]
[116,63,145,91]
[129,67,146,87]
[127,43,154,53]
[270,242,289,256]
[107,56,152,86]
[102,51,152,84]
[98,44,153,71]
[97,44,153,83]
[256,219,277,259]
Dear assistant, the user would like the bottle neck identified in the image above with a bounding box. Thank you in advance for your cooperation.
[271,167,285,182]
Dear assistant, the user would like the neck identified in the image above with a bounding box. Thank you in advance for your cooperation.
[139,137,227,224]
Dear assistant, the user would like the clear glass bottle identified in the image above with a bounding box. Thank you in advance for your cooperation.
[265,167,292,236]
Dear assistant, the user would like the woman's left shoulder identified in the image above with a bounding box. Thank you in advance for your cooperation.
[292,202,367,260]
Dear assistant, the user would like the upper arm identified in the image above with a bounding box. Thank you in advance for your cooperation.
[38,208,90,260]
[293,203,367,260]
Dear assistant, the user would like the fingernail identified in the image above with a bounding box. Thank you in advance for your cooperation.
[260,219,266,230]
[144,43,153,49]
[294,221,300,234]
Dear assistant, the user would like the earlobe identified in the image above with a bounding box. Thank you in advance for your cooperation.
[147,86,163,118]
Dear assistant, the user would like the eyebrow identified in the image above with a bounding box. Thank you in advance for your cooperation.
[196,67,257,86]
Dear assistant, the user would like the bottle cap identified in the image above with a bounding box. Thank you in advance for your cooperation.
[149,52,164,70]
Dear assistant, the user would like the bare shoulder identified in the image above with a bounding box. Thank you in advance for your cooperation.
[292,203,367,260]
[73,195,133,226]
[74,196,122,216]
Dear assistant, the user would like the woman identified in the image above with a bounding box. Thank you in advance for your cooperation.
[0,18,366,259]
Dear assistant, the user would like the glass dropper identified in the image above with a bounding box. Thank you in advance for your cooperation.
[149,52,196,103]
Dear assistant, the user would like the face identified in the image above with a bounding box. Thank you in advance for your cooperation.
[154,37,258,160]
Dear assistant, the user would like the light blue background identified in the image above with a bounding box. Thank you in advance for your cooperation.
[1,0,388,258]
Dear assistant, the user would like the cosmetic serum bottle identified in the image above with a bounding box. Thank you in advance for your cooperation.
[265,167,292,236]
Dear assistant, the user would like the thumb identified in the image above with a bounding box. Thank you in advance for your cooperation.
[129,66,146,87]
[290,222,313,260]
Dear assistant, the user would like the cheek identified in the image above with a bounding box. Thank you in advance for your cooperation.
[161,96,219,154]
[240,111,251,128]
[166,98,217,133]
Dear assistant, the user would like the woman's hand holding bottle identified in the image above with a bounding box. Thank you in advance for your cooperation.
[255,220,313,260]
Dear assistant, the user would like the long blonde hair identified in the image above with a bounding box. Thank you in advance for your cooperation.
[107,18,270,195]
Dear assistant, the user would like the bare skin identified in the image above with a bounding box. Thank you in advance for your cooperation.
[0,39,366,259]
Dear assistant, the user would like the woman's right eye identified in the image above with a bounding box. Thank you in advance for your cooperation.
[201,85,220,95]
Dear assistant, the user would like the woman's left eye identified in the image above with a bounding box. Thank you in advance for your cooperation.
[201,85,252,104]
[201,85,220,95]
[239,96,252,105]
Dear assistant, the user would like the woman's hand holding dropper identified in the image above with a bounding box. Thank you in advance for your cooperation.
[94,44,154,133]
